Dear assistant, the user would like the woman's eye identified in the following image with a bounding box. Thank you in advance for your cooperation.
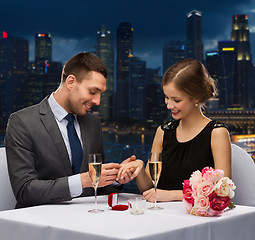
[175,99,181,103]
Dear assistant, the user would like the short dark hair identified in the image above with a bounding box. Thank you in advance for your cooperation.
[61,52,107,82]
[162,59,217,105]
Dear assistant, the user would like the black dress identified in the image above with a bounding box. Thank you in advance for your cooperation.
[157,120,228,191]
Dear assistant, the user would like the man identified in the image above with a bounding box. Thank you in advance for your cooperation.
[5,52,133,208]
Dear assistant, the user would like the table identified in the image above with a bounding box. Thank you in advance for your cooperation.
[0,193,255,240]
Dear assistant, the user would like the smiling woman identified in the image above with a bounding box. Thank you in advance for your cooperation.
[117,59,232,203]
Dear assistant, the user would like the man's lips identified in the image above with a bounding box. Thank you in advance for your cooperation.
[84,103,93,111]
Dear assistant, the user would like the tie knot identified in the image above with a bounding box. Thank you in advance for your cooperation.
[65,113,75,123]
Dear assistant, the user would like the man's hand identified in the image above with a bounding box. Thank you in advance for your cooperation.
[98,163,120,187]
[80,163,120,189]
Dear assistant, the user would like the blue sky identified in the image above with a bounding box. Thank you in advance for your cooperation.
[1,0,255,69]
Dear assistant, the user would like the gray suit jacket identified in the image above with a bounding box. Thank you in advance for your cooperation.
[5,96,116,208]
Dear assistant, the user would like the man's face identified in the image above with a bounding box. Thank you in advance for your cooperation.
[66,71,106,116]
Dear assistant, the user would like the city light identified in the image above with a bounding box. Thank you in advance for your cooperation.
[2,31,8,39]
[222,47,235,51]
[206,52,218,56]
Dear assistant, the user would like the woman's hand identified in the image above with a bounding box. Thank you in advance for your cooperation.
[116,160,144,183]
[142,188,183,202]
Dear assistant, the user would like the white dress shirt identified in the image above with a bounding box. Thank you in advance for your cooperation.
[48,93,83,197]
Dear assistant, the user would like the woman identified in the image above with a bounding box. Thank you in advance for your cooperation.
[117,59,232,202]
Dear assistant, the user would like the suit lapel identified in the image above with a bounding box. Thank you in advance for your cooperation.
[39,97,73,175]
[78,116,90,172]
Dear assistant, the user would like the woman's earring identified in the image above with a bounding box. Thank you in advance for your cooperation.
[195,103,198,107]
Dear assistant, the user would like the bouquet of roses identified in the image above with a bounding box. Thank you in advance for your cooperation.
[182,167,236,217]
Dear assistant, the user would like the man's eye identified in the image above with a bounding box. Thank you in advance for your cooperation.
[89,90,96,95]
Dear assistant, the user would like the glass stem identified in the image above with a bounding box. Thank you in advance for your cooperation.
[154,184,157,209]
[94,186,98,211]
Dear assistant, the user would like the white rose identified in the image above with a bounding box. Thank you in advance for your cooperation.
[215,177,236,198]
[189,170,202,186]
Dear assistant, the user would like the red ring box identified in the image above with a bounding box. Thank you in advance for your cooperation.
[108,193,128,211]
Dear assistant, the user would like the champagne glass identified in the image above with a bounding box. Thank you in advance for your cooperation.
[88,153,104,213]
[148,152,163,210]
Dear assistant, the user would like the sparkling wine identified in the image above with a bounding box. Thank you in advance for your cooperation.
[149,161,162,185]
[89,162,102,188]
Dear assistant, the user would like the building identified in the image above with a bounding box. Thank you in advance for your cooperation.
[43,61,62,96]
[163,40,186,73]
[146,67,161,85]
[115,22,133,121]
[206,109,255,134]
[35,33,52,75]
[205,51,220,110]
[218,41,238,108]
[129,56,146,121]
[0,31,29,129]
[96,25,114,121]
[205,51,219,80]
[186,10,203,62]
[28,33,53,104]
[231,14,253,109]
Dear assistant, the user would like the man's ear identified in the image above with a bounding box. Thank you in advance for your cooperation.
[65,75,76,89]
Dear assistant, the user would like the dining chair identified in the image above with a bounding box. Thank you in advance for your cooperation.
[0,147,16,211]
[231,143,255,206]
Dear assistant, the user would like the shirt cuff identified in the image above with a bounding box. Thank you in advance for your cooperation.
[68,174,83,198]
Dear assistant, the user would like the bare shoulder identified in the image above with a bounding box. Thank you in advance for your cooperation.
[151,126,164,152]
[211,126,230,138]
[211,126,231,151]
[153,126,164,144]
[211,125,231,177]
[156,125,164,136]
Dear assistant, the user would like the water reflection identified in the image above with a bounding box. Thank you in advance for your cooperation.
[141,134,145,145]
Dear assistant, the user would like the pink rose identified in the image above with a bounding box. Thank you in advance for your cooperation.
[194,195,210,211]
[197,180,214,197]
[213,169,224,183]
[209,192,230,211]
[183,180,194,204]
[202,167,224,183]
[201,166,212,176]
[191,178,204,196]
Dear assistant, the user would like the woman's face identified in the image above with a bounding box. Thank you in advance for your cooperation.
[163,82,197,120]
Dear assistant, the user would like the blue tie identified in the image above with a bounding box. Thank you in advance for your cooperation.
[65,114,83,174]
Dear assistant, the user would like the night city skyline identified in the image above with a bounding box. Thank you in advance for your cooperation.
[1,0,255,69]
[1,1,255,158]
[1,2,255,131]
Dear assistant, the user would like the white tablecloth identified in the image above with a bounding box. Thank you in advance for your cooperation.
[0,193,255,240]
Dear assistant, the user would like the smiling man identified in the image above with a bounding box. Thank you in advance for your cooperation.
[5,52,132,208]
